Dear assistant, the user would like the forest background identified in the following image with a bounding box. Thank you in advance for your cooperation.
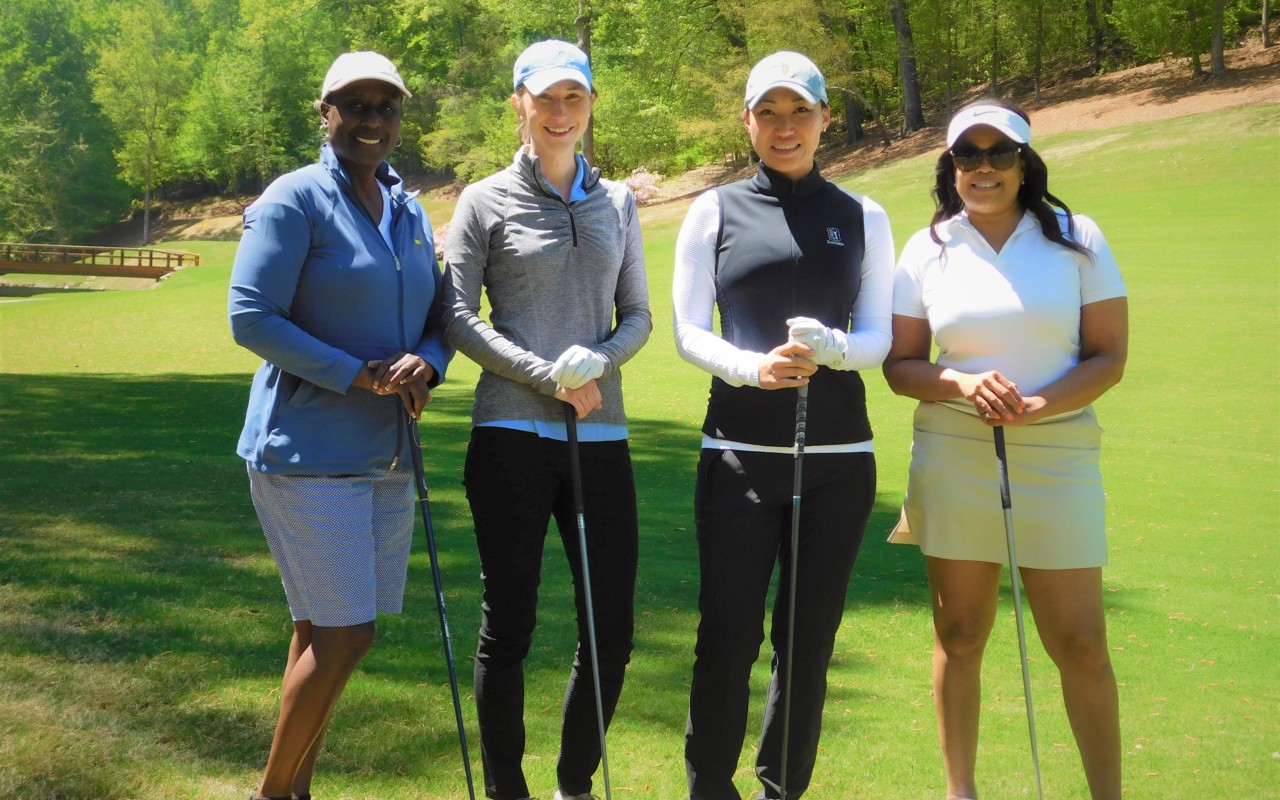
[0,0,1273,247]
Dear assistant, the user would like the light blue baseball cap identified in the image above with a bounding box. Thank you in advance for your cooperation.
[513,40,593,94]
[745,51,828,108]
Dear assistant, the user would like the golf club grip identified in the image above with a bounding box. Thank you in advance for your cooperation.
[993,426,1012,511]
[562,403,586,508]
[794,384,808,450]
[563,401,579,447]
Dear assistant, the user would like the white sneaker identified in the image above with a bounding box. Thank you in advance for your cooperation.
[553,792,598,800]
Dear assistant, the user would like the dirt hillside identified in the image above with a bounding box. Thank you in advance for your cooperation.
[660,43,1280,200]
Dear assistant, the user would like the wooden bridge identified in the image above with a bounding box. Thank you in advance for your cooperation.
[0,243,200,281]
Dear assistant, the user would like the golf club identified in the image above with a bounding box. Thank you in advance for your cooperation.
[779,382,808,800]
[562,402,613,800]
[993,425,1044,800]
[406,414,477,800]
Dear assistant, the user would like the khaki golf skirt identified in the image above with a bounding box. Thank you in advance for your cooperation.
[889,401,1108,569]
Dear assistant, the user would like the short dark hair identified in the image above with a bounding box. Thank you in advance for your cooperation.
[929,99,1090,258]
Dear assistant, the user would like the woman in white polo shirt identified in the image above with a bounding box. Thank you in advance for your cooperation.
[883,100,1128,800]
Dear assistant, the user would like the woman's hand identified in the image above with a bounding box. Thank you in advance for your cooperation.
[371,353,434,393]
[958,370,1025,422]
[556,380,603,420]
[758,342,817,390]
[396,380,433,420]
[985,395,1048,427]
[351,360,432,419]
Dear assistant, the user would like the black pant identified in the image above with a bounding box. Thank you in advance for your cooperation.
[685,448,875,800]
[464,426,638,800]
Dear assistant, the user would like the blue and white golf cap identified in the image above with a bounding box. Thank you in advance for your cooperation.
[514,40,593,94]
[745,51,828,109]
[946,104,1031,147]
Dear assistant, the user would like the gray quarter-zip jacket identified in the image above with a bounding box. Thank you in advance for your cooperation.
[442,149,651,427]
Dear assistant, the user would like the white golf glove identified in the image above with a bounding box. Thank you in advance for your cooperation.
[787,316,848,368]
[551,345,608,389]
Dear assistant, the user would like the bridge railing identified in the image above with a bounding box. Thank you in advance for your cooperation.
[0,243,201,281]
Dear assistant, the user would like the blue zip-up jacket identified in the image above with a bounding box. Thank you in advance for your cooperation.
[230,143,450,474]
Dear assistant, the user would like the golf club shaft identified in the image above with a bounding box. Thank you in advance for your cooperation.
[779,383,808,800]
[994,426,1044,800]
[407,416,477,800]
[563,403,613,800]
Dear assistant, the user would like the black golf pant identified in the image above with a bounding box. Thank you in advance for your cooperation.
[464,427,638,800]
[686,448,875,800]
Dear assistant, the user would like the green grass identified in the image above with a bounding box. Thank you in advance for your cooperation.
[1,104,1277,799]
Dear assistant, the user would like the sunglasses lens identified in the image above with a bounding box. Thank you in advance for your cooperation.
[988,146,1018,170]
[952,145,1018,171]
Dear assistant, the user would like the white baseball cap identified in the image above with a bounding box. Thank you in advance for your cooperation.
[946,103,1030,147]
[744,51,828,109]
[321,51,411,99]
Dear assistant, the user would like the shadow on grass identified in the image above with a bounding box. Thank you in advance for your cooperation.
[0,284,107,296]
[0,372,935,795]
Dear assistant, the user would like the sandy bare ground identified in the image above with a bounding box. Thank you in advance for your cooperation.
[660,43,1280,201]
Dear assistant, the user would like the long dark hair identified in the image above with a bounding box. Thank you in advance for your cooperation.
[929,100,1091,258]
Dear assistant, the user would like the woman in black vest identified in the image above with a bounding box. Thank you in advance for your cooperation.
[671,51,895,799]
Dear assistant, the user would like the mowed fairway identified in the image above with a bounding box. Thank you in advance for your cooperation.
[1,104,1276,799]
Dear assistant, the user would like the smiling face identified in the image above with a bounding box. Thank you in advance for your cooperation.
[742,87,830,181]
[512,79,594,159]
[320,79,403,174]
[952,124,1024,225]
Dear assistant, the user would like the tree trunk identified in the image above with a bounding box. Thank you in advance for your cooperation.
[1264,0,1272,47]
[890,0,926,132]
[991,0,1000,95]
[1034,0,1045,101]
[1188,5,1204,77]
[841,90,864,143]
[946,0,955,117]
[832,84,893,148]
[1087,0,1102,73]
[576,0,595,165]
[142,140,153,246]
[1210,0,1227,75]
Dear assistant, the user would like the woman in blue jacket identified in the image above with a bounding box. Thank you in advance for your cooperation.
[228,52,450,800]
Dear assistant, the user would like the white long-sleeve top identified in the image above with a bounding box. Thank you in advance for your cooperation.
[672,186,896,453]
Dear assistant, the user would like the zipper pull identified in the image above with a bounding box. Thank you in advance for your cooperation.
[390,456,399,470]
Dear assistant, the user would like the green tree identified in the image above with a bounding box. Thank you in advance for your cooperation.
[90,0,193,244]
[179,0,338,192]
[0,0,127,243]
[1110,0,1240,76]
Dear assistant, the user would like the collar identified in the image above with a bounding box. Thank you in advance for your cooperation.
[319,142,416,203]
[751,161,826,198]
[942,208,1038,241]
[513,148,600,201]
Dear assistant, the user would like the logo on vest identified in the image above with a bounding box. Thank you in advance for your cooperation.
[826,227,845,246]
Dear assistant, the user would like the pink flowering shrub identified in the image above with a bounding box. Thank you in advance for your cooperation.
[625,167,663,205]
[433,222,450,260]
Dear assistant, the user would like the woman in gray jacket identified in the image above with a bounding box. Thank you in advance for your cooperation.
[441,40,651,800]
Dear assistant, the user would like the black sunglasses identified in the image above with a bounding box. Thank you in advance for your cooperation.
[325,95,402,122]
[950,142,1021,172]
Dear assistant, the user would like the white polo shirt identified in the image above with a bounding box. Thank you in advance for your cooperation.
[893,209,1126,397]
